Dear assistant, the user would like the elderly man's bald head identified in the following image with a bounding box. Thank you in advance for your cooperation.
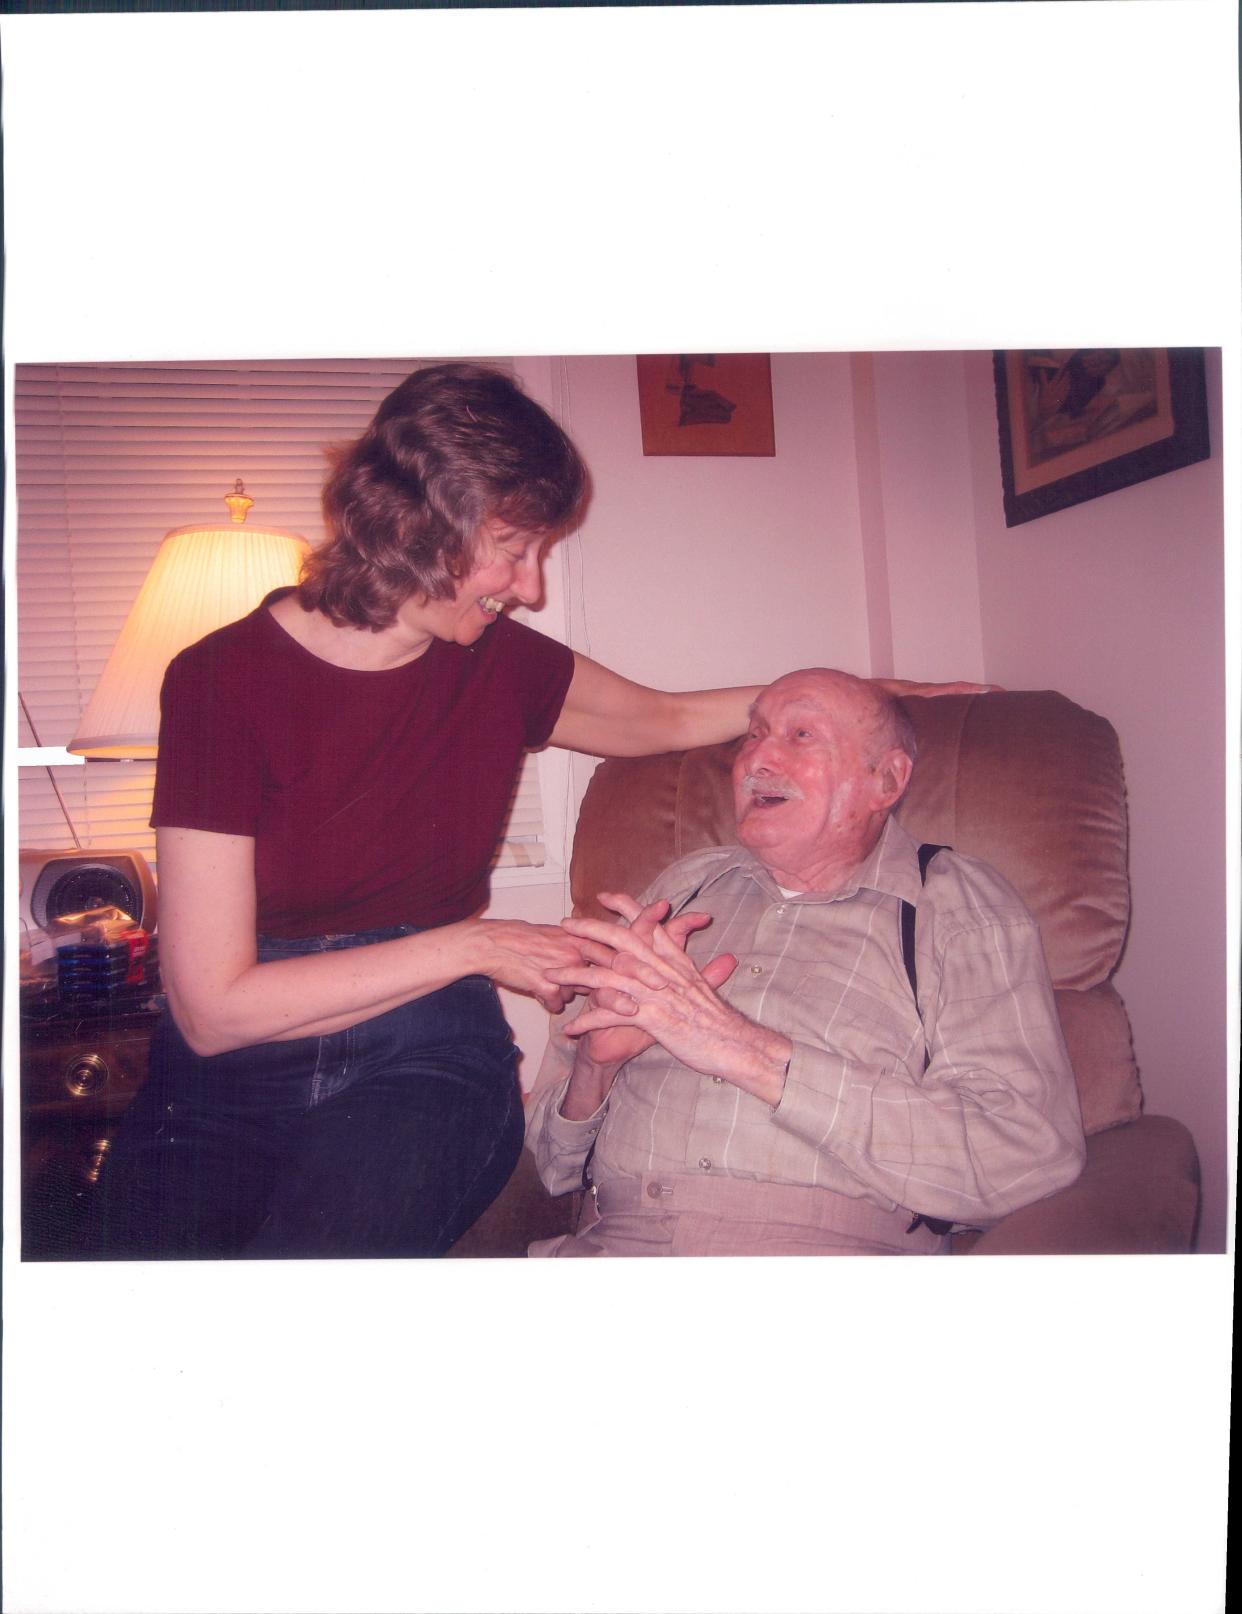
[731,668,917,890]
[756,668,918,768]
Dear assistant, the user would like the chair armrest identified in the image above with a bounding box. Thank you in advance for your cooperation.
[956,1115,1200,1255]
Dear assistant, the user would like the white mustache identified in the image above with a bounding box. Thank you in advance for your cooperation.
[738,774,804,801]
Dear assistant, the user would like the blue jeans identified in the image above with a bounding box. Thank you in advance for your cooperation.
[88,926,525,1259]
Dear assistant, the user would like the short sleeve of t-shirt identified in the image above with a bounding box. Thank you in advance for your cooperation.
[151,632,266,836]
[502,615,576,749]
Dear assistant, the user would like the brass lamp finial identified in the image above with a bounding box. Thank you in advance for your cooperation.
[224,479,254,524]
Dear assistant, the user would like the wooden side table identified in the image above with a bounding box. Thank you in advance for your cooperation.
[20,990,162,1260]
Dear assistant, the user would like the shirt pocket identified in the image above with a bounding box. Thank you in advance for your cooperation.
[791,960,923,1072]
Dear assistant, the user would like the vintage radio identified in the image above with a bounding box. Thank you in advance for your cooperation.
[18,847,157,935]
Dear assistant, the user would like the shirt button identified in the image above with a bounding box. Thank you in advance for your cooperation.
[698,1157,712,1171]
[712,1075,724,1085]
[646,1182,665,1200]
[776,905,786,915]
[750,964,763,975]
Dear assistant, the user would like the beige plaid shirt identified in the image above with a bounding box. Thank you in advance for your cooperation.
[527,816,1085,1227]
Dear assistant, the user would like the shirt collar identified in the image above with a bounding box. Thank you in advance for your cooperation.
[847,814,924,905]
[703,815,924,907]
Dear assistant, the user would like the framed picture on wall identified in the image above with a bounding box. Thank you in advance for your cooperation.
[636,353,776,456]
[993,347,1210,527]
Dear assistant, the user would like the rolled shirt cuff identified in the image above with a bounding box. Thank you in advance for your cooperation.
[769,1038,851,1148]
[526,1075,609,1195]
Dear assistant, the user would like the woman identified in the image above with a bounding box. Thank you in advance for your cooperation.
[90,363,970,1260]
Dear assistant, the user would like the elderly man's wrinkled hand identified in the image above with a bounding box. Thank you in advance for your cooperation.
[550,912,791,1107]
[560,890,721,1069]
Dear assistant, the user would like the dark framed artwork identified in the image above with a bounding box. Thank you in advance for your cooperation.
[993,347,1210,527]
[636,353,776,456]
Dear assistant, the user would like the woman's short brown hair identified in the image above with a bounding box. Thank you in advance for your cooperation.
[300,363,588,629]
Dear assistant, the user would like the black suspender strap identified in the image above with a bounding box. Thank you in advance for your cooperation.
[900,841,949,1016]
[902,843,953,1237]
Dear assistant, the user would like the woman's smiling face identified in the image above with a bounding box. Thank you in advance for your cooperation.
[400,520,548,648]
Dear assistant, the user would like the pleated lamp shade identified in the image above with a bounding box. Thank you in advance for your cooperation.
[69,515,309,759]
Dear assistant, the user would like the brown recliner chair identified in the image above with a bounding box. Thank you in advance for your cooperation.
[451,691,1200,1256]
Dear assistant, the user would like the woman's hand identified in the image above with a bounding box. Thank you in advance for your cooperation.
[873,676,1002,698]
[460,917,601,1014]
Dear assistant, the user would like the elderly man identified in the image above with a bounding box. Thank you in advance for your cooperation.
[526,668,1086,1256]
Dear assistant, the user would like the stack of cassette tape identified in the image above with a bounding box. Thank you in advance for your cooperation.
[54,907,158,1007]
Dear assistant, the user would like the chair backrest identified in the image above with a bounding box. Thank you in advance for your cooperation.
[570,690,1142,1135]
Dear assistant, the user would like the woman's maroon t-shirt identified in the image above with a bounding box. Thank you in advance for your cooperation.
[150,591,575,938]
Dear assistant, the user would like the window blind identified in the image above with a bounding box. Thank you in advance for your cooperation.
[14,358,551,873]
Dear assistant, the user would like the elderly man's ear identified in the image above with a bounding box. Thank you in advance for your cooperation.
[871,749,915,809]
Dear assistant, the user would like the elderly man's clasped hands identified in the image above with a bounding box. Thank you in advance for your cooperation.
[548,892,794,1113]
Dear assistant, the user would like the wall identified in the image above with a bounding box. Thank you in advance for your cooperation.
[859,352,987,684]
[559,352,873,693]
[963,348,1228,1252]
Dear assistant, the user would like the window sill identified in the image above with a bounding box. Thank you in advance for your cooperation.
[490,861,569,891]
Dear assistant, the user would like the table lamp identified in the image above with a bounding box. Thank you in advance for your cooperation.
[68,482,308,759]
